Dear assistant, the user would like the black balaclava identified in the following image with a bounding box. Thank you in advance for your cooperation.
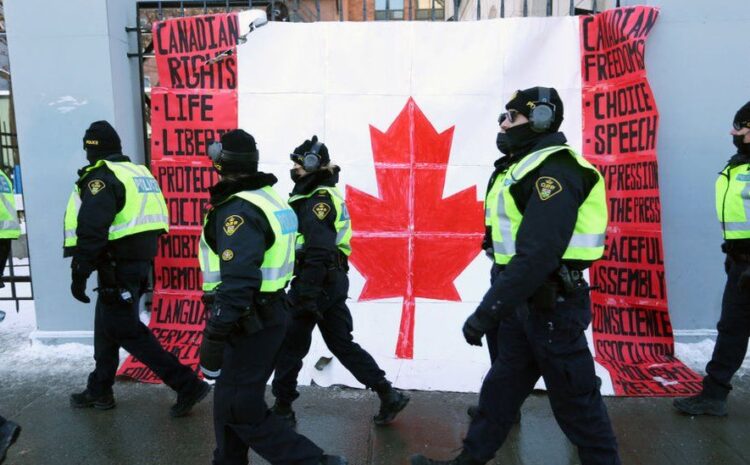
[733,101,750,155]
[83,121,122,164]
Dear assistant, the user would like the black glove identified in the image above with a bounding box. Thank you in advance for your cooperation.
[462,313,486,347]
[738,266,750,292]
[70,259,95,304]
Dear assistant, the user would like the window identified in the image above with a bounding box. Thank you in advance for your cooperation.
[415,0,444,20]
[375,0,405,20]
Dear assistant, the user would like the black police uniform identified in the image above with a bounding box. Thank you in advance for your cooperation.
[703,154,750,401]
[67,154,204,402]
[202,173,325,465]
[272,169,389,404]
[462,132,620,465]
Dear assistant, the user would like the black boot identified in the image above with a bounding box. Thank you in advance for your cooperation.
[410,450,484,465]
[271,399,297,428]
[373,381,410,426]
[0,420,21,464]
[170,380,211,418]
[319,454,348,464]
[70,389,116,410]
[467,405,521,424]
[673,393,728,416]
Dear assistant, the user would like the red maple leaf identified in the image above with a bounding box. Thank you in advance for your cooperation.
[345,98,485,359]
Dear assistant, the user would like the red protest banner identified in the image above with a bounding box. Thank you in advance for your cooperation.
[151,89,238,160]
[118,12,238,383]
[580,6,701,396]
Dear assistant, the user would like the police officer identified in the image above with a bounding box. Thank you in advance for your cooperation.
[410,87,620,465]
[0,168,22,464]
[65,121,210,416]
[270,136,409,427]
[674,101,750,416]
[199,130,346,465]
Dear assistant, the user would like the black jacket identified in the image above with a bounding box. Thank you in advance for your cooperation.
[288,168,341,302]
[66,154,159,266]
[203,172,278,313]
[479,132,600,316]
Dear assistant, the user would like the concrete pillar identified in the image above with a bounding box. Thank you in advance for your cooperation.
[5,0,143,342]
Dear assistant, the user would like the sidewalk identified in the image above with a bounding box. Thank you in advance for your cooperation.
[2,328,750,465]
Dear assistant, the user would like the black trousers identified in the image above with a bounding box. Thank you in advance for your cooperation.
[485,263,503,362]
[86,260,198,396]
[704,255,750,399]
[272,269,386,404]
[0,238,11,279]
[212,303,323,465]
[463,291,620,465]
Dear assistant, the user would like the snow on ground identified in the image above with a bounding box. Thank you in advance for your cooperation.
[675,338,750,379]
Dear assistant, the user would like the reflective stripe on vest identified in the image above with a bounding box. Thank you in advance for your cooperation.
[289,186,352,256]
[0,171,20,239]
[199,186,298,293]
[485,145,607,265]
[63,160,169,247]
[716,163,750,239]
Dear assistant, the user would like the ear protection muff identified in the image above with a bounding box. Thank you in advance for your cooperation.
[528,87,556,133]
[302,140,323,172]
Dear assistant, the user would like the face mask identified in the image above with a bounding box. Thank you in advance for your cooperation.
[290,168,303,183]
[496,133,511,155]
[504,123,540,153]
[734,135,750,154]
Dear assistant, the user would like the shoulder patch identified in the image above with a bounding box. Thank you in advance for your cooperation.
[313,202,332,220]
[535,176,562,201]
[223,214,244,236]
[221,249,234,261]
[88,179,106,195]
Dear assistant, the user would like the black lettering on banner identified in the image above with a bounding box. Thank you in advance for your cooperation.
[591,265,666,300]
[155,15,239,55]
[592,303,672,337]
[156,165,219,193]
[154,296,207,325]
[167,343,202,360]
[156,265,202,290]
[602,235,663,264]
[167,197,211,226]
[161,128,231,157]
[592,82,653,119]
[594,339,674,364]
[593,115,658,155]
[166,54,237,89]
[158,232,201,259]
[164,94,215,122]
[120,366,159,382]
[152,328,204,346]
[581,7,658,81]
[594,161,659,191]
[607,196,661,223]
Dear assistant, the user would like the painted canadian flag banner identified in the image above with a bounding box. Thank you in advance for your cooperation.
[117,6,702,396]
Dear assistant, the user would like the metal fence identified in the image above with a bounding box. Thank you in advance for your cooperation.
[0,123,33,314]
